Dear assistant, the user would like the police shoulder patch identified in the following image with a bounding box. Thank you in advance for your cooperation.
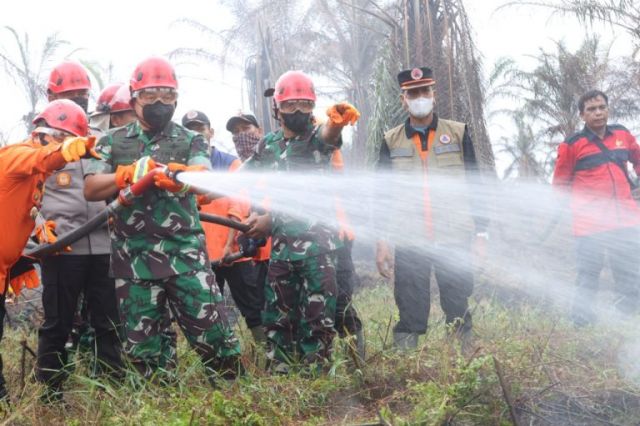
[56,172,71,187]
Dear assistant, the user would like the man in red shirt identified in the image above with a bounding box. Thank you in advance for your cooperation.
[553,90,640,326]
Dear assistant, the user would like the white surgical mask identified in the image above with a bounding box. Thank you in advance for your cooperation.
[406,97,434,118]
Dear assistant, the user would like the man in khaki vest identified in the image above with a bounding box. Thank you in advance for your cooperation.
[375,67,488,350]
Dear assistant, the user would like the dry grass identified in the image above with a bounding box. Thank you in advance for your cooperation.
[0,278,638,425]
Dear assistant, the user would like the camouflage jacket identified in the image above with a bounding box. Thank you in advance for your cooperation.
[243,124,342,261]
[85,120,211,280]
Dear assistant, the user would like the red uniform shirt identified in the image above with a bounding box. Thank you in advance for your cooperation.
[552,125,640,236]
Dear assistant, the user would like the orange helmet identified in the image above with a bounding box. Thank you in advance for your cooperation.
[273,71,316,103]
[109,83,133,113]
[33,99,88,136]
[94,83,123,114]
[130,57,178,92]
[48,61,91,94]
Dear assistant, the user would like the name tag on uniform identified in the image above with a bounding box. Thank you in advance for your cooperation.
[434,144,461,155]
[390,147,414,157]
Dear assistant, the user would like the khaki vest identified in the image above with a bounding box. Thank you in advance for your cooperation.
[383,119,473,245]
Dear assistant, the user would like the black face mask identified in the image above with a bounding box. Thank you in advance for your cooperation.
[142,101,175,131]
[280,111,311,134]
[71,96,89,113]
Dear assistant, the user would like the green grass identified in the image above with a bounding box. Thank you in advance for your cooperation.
[1,282,640,425]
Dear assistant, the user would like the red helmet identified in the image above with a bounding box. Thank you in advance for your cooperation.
[109,83,133,113]
[94,83,123,114]
[48,61,91,94]
[33,99,88,136]
[274,70,316,103]
[130,57,178,92]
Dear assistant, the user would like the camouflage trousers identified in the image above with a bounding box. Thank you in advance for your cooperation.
[115,269,240,379]
[263,253,337,368]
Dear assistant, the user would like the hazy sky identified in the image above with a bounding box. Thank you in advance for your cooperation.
[0,0,633,160]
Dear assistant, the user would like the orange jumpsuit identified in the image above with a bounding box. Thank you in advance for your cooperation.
[202,196,244,260]
[0,140,65,294]
[201,158,243,260]
[201,158,272,262]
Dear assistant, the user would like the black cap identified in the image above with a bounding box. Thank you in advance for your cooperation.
[397,67,436,89]
[225,113,260,132]
[182,110,210,127]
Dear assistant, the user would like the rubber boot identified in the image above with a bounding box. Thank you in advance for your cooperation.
[250,326,267,345]
[457,329,473,356]
[393,332,418,351]
[0,370,8,406]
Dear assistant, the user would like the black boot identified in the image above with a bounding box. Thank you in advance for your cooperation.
[0,376,9,405]
[206,355,245,387]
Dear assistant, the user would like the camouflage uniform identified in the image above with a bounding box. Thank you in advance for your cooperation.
[244,124,342,368]
[85,120,240,379]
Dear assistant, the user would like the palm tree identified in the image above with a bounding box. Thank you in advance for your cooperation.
[297,0,384,167]
[504,1,640,43]
[170,0,315,134]
[80,59,116,101]
[173,1,495,170]
[0,26,74,131]
[172,0,384,161]
[367,40,406,165]
[483,57,520,123]
[498,111,546,180]
[513,38,640,141]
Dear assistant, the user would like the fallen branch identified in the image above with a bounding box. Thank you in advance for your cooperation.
[493,356,522,426]
[19,340,36,395]
[382,315,393,350]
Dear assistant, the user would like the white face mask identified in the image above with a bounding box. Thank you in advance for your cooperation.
[406,97,434,118]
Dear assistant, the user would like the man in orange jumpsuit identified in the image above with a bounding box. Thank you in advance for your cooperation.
[0,99,95,401]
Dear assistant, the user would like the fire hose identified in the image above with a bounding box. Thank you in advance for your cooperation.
[16,164,265,387]
[25,165,259,259]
